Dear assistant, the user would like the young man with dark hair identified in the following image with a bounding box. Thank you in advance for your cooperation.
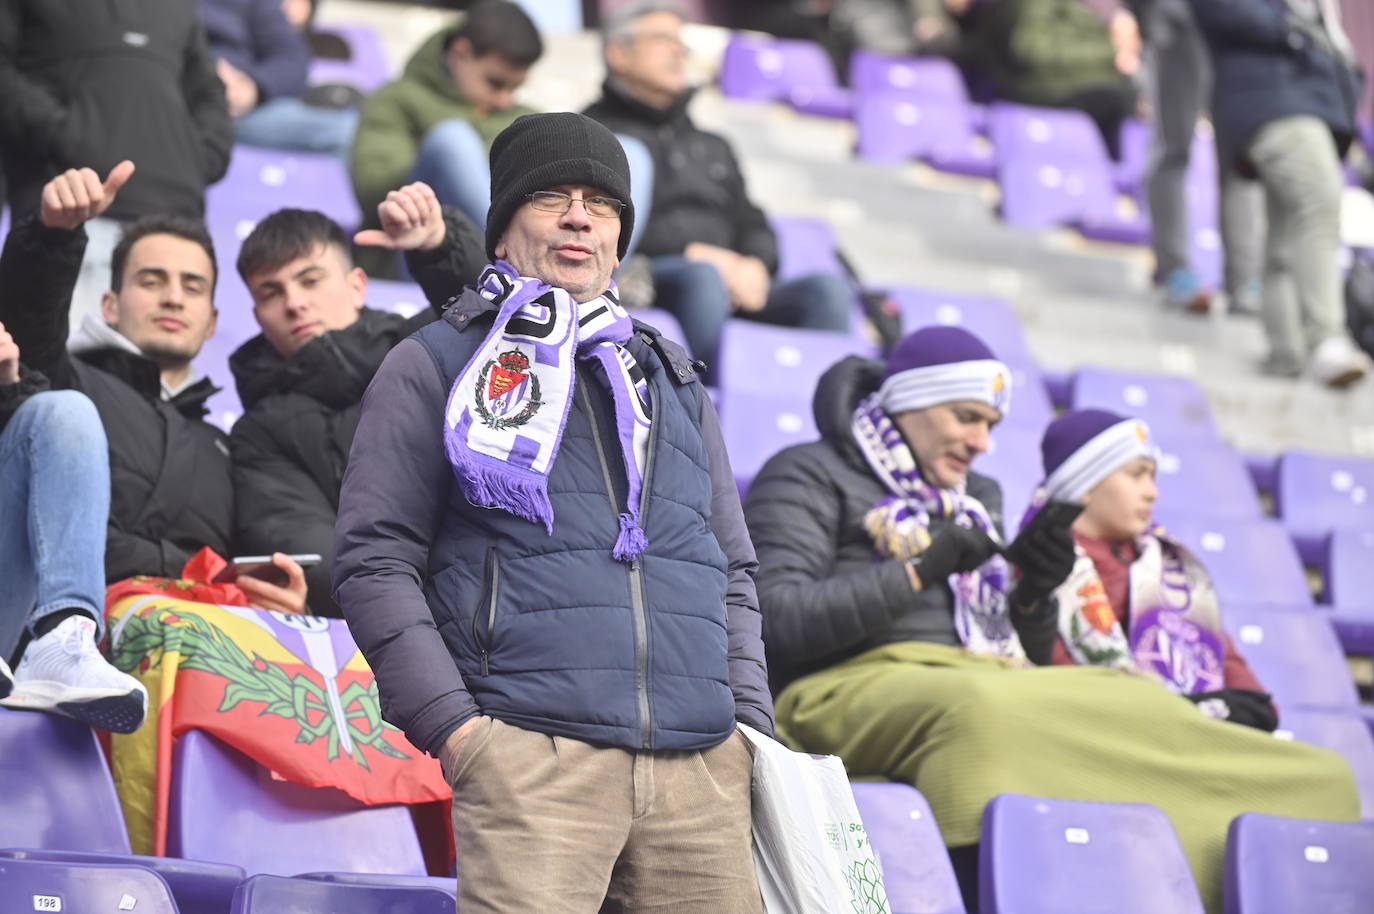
[0,163,308,611]
[349,0,544,271]
[229,184,485,615]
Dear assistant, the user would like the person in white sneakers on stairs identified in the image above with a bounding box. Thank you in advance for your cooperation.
[0,322,146,733]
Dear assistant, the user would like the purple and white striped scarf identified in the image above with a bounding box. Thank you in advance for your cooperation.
[852,394,1024,659]
[443,262,652,561]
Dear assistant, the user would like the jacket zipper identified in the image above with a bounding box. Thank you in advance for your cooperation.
[471,545,499,676]
[578,368,658,749]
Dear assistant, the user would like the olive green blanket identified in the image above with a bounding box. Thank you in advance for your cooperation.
[777,642,1360,914]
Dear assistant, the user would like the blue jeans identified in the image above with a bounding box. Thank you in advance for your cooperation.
[649,257,854,376]
[0,391,110,662]
[235,97,360,159]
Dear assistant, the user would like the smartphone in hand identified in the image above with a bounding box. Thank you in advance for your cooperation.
[211,554,322,587]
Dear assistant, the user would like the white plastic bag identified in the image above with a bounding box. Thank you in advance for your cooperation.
[739,725,891,914]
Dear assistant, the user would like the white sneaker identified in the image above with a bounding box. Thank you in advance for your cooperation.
[2,615,147,733]
[0,656,11,700]
[1309,336,1370,389]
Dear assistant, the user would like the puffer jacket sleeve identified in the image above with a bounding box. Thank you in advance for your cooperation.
[333,337,479,757]
[0,3,68,160]
[744,444,922,672]
[697,390,775,735]
[183,13,234,184]
[231,411,341,616]
[0,215,84,388]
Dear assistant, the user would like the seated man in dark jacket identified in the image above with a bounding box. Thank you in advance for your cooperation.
[743,324,1358,912]
[230,185,485,615]
[0,163,306,613]
[0,329,146,731]
[334,112,772,911]
[584,2,853,376]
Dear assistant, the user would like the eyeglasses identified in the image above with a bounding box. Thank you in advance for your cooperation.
[526,191,625,219]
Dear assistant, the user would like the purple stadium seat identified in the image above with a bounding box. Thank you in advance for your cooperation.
[635,307,694,359]
[770,215,847,282]
[0,858,179,913]
[1153,439,1265,521]
[230,874,452,914]
[1163,517,1313,607]
[1224,813,1374,914]
[979,794,1205,914]
[1245,452,1280,499]
[996,156,1114,230]
[849,52,969,104]
[988,103,1106,164]
[979,423,1048,531]
[0,849,244,914]
[366,278,429,318]
[716,320,874,396]
[207,145,362,235]
[885,287,1032,365]
[0,708,131,853]
[297,871,456,897]
[1114,118,1151,194]
[855,93,985,170]
[308,24,392,93]
[1221,606,1358,710]
[1275,709,1374,820]
[1274,451,1374,565]
[1325,529,1374,655]
[1069,367,1220,442]
[168,729,426,877]
[718,35,849,117]
[849,782,966,914]
[721,390,820,494]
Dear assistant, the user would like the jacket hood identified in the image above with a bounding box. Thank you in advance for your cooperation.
[813,354,884,470]
[405,26,466,101]
[231,307,415,410]
[595,78,696,127]
[68,315,216,416]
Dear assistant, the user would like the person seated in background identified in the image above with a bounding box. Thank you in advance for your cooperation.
[584,2,854,376]
[1026,408,1278,730]
[743,324,1358,912]
[0,164,307,612]
[959,0,1139,158]
[229,184,485,616]
[349,0,543,278]
[0,329,147,731]
[200,0,359,157]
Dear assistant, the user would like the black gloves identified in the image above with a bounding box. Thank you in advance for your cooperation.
[1003,502,1080,611]
[913,525,1001,587]
[1187,689,1280,732]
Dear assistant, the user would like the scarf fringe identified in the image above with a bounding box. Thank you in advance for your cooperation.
[447,442,555,534]
[613,512,649,562]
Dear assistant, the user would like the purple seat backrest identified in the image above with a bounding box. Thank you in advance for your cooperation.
[849,51,969,103]
[308,24,392,93]
[997,156,1118,229]
[0,858,177,913]
[979,422,1049,532]
[230,873,453,914]
[207,145,362,235]
[1326,528,1374,609]
[850,783,967,914]
[169,729,426,877]
[770,215,846,282]
[1163,517,1313,608]
[0,848,245,914]
[718,35,838,102]
[987,103,1109,166]
[855,93,977,164]
[366,279,429,318]
[717,320,873,396]
[296,871,457,897]
[721,390,821,495]
[1275,451,1374,564]
[1221,606,1358,710]
[1070,367,1219,442]
[1275,708,1374,819]
[1225,813,1374,914]
[1154,438,1265,521]
[1114,118,1151,193]
[980,794,1205,914]
[0,709,131,853]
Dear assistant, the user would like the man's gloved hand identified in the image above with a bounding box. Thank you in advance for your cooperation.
[1187,689,1279,732]
[1004,503,1080,610]
[911,525,1000,589]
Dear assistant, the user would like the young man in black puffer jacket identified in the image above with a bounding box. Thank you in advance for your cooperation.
[229,184,485,615]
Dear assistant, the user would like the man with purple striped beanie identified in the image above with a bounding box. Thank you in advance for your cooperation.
[334,112,770,911]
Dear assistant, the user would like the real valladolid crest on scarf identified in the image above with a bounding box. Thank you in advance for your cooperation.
[443,261,652,561]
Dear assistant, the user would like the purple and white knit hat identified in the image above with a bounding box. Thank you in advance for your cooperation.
[877,326,1013,416]
[1041,408,1159,503]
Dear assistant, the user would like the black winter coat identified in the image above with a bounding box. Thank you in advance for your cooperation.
[0,217,234,581]
[744,356,1046,693]
[230,209,485,616]
[1188,0,1360,163]
[583,81,780,273]
[0,0,233,221]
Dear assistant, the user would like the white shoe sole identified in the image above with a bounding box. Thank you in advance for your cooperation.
[1,680,147,733]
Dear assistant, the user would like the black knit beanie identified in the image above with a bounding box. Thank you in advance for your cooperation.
[486,112,635,260]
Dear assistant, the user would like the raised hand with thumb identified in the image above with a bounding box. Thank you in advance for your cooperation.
[40,161,136,231]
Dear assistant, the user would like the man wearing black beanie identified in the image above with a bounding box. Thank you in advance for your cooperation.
[335,111,772,911]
